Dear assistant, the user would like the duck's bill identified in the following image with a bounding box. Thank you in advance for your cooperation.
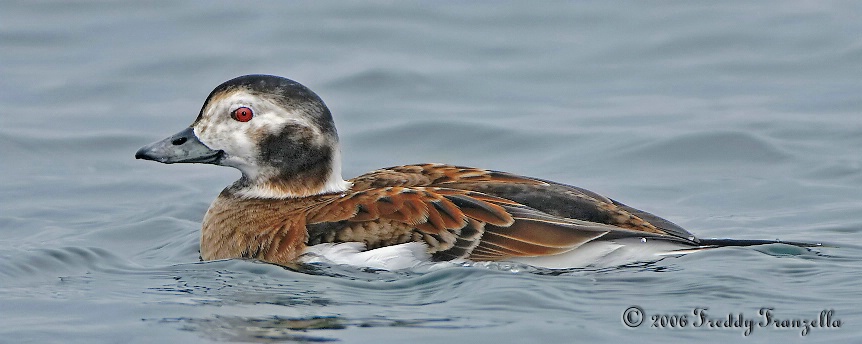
[135,127,223,164]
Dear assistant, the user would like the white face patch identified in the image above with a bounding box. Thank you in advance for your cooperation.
[191,88,349,197]
[194,90,298,177]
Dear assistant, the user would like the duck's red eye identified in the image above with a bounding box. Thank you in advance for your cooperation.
[232,107,253,122]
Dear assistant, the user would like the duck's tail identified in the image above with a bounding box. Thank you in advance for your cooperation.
[696,238,822,248]
[650,237,824,257]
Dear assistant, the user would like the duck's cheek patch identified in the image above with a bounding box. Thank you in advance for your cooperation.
[259,124,332,181]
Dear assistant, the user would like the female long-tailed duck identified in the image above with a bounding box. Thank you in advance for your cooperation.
[136,74,808,270]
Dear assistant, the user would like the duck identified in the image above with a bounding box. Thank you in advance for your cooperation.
[136,74,810,270]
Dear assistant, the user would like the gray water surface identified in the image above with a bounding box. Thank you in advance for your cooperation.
[1,1,861,343]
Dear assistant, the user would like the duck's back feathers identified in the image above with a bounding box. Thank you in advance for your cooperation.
[303,164,699,263]
[306,186,516,260]
[357,164,698,238]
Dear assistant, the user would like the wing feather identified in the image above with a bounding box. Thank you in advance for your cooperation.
[307,187,515,254]
[303,164,698,262]
[352,164,697,242]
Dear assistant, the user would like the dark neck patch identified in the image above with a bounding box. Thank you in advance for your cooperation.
[256,122,334,194]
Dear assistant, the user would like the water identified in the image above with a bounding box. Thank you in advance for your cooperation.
[2,1,861,342]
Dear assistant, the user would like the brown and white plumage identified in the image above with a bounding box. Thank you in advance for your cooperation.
[136,74,802,270]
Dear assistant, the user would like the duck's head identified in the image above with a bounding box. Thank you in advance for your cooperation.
[136,74,351,198]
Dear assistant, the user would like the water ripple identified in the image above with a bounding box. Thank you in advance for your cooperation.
[617,131,790,163]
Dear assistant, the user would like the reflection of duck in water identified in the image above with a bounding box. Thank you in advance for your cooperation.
[136,74,812,270]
